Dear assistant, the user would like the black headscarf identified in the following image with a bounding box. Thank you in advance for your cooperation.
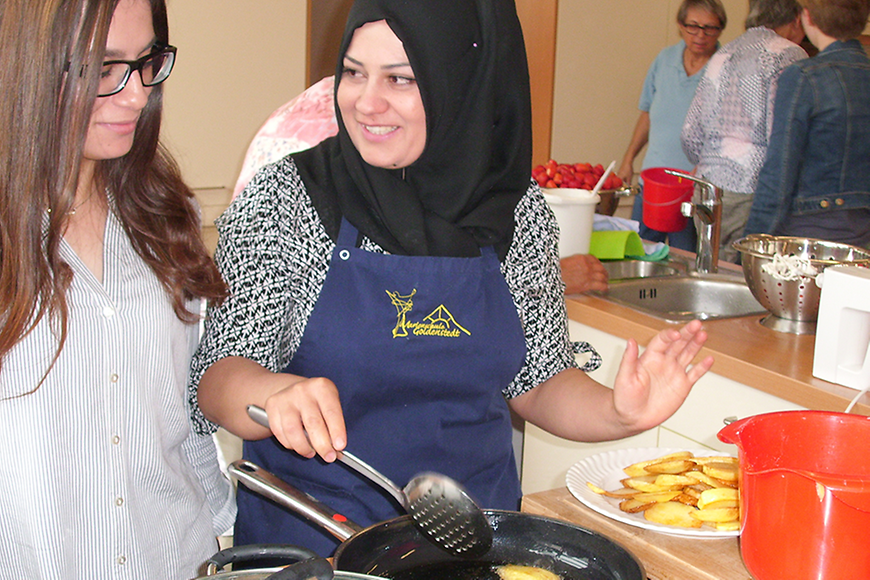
[293,0,532,260]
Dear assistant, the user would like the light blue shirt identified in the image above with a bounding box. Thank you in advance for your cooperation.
[639,40,708,173]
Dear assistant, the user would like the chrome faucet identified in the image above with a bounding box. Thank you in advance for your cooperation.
[664,169,722,274]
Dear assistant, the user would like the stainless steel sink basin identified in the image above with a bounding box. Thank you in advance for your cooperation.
[595,275,767,322]
[602,260,680,281]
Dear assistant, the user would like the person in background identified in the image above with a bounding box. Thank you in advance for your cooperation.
[681,0,807,262]
[190,0,714,557]
[0,1,235,578]
[619,0,727,252]
[744,0,870,247]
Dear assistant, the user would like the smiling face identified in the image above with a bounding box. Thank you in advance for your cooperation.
[336,20,427,169]
[82,0,155,164]
[679,6,723,59]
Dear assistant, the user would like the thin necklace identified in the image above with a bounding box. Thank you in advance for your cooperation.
[48,189,95,216]
[67,193,91,215]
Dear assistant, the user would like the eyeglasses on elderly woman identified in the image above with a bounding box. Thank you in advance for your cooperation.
[681,22,723,36]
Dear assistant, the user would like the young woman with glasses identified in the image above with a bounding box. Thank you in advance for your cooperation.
[617,0,727,253]
[0,1,234,578]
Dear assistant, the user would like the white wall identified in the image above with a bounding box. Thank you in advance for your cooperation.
[162,0,307,196]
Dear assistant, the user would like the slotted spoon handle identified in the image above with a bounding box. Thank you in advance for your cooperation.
[246,405,409,509]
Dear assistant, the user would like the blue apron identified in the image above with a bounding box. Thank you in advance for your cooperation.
[235,219,527,556]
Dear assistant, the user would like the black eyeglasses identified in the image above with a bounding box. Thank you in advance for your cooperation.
[681,22,723,37]
[97,45,176,97]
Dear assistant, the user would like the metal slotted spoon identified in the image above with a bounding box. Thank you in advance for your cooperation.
[246,405,493,558]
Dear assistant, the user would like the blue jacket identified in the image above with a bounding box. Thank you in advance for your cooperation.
[745,39,870,241]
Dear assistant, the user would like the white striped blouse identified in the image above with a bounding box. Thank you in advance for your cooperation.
[0,209,235,580]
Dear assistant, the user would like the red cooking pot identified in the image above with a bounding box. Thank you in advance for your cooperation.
[718,411,870,580]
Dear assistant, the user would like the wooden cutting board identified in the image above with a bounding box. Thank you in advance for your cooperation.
[521,488,752,580]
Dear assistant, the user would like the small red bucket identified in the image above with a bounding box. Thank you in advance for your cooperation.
[718,411,870,580]
[640,167,694,232]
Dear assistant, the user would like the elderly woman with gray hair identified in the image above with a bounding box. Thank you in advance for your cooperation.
[617,0,727,252]
[681,0,808,262]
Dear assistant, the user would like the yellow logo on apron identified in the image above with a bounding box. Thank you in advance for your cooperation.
[386,289,471,339]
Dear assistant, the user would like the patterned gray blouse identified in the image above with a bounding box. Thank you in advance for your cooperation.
[188,156,600,435]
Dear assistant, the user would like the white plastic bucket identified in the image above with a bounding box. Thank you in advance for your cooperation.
[542,188,600,257]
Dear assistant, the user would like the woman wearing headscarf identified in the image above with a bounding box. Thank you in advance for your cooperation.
[190,0,713,555]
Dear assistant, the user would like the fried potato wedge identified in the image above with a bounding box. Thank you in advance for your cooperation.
[684,470,732,489]
[689,456,738,466]
[715,520,741,532]
[643,501,703,528]
[587,482,640,499]
[697,487,739,510]
[703,462,739,482]
[635,491,682,503]
[673,492,699,507]
[622,451,695,477]
[619,498,656,513]
[621,475,671,492]
[653,474,697,488]
[700,499,739,511]
[644,459,696,474]
[691,506,739,523]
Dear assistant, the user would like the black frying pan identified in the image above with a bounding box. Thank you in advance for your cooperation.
[228,460,644,580]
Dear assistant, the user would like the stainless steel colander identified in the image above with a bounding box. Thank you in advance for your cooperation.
[732,235,870,332]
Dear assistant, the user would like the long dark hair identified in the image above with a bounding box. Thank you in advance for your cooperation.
[0,0,227,383]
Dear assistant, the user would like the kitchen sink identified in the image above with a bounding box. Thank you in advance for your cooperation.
[594,274,767,322]
[602,259,680,281]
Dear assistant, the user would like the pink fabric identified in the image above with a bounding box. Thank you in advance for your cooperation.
[233,76,338,198]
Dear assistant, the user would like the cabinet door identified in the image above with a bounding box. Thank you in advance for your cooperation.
[521,322,657,494]
[661,371,804,451]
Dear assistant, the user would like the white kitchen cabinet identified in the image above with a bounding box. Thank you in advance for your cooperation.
[520,319,804,494]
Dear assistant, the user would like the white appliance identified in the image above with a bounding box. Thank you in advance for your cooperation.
[812,265,870,390]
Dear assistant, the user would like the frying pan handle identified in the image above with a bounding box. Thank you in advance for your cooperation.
[266,556,334,580]
[228,459,363,541]
[205,544,319,575]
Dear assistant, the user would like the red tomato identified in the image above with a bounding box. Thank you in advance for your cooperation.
[583,174,598,188]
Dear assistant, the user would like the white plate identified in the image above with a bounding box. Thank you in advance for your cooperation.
[566,447,739,539]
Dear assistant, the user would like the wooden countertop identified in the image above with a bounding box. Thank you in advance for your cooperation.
[521,487,751,580]
[566,275,870,416]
